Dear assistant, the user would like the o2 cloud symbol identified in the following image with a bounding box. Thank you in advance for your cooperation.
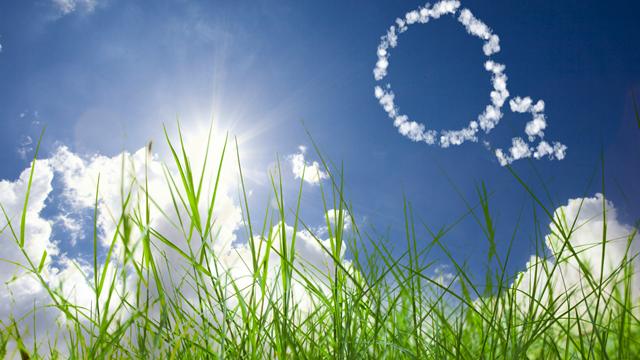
[373,0,567,166]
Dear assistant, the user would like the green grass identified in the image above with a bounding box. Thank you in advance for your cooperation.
[0,125,639,359]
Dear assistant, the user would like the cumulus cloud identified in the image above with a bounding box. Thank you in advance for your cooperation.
[228,222,347,313]
[1,143,236,353]
[325,208,352,231]
[0,157,92,356]
[288,145,329,185]
[1,139,346,355]
[373,0,566,166]
[512,194,640,319]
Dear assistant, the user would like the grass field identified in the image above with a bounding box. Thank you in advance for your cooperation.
[1,126,639,359]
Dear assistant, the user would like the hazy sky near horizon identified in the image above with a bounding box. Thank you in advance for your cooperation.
[1,0,639,277]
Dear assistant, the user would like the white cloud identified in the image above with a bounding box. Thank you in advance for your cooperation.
[325,208,352,231]
[457,9,500,56]
[53,213,83,246]
[0,158,81,356]
[17,135,34,160]
[228,222,347,313]
[1,140,238,353]
[1,137,348,355]
[512,194,640,319]
[495,137,566,166]
[52,0,100,15]
[288,145,329,185]
[509,96,547,140]
[373,1,566,166]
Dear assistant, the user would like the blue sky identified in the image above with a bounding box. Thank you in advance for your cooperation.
[1,0,639,280]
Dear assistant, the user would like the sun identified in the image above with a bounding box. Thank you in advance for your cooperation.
[156,106,271,187]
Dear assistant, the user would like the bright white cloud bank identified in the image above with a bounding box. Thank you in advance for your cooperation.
[288,145,329,185]
[0,142,344,356]
[373,0,567,166]
[513,194,640,317]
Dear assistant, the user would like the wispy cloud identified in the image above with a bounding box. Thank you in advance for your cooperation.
[51,0,101,15]
[288,145,329,185]
[17,135,34,160]
[373,0,566,166]
[54,213,84,246]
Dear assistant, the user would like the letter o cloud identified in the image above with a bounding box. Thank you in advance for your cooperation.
[373,0,567,166]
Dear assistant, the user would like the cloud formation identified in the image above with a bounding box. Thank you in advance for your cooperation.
[513,194,639,318]
[0,155,97,356]
[373,0,566,166]
[288,145,329,185]
[326,208,352,231]
[52,0,100,15]
[1,141,344,355]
